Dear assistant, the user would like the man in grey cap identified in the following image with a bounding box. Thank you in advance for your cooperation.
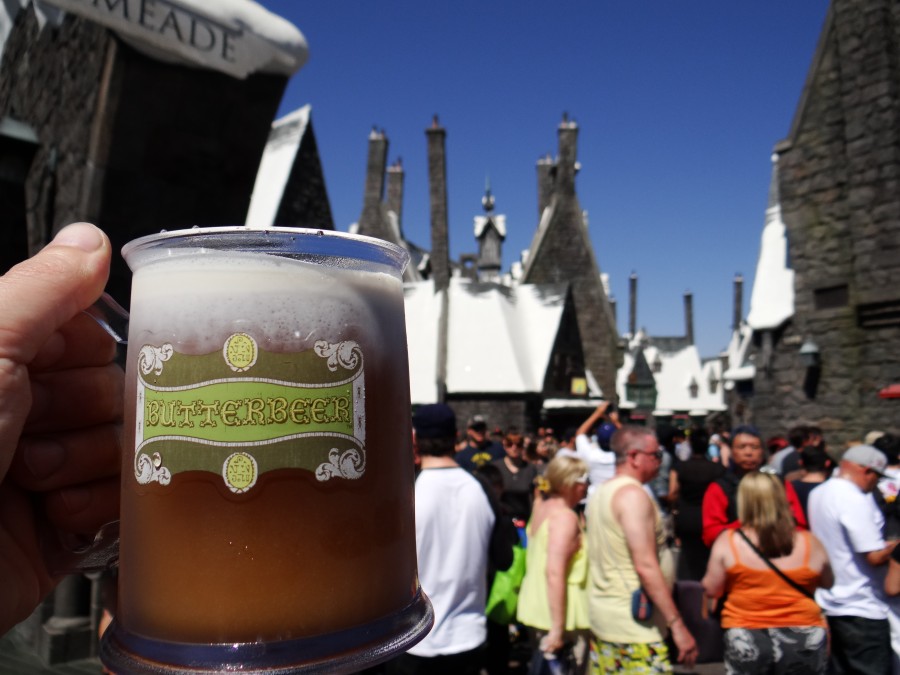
[808,444,900,674]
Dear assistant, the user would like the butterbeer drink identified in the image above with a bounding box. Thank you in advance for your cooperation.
[101,228,432,674]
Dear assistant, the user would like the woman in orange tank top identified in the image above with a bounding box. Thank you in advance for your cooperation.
[702,472,834,674]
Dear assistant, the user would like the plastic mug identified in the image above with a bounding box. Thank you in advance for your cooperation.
[84,227,431,674]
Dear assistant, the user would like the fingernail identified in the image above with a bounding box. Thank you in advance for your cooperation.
[61,487,92,514]
[50,223,104,252]
[23,438,66,480]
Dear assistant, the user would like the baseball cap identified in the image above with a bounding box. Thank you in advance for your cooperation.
[467,414,488,431]
[843,444,888,477]
[596,422,617,451]
[865,430,886,446]
[413,404,457,439]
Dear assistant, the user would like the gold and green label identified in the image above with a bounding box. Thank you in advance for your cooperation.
[134,334,366,493]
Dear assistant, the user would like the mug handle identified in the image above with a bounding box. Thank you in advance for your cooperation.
[83,292,129,345]
[40,293,131,574]
[43,519,120,575]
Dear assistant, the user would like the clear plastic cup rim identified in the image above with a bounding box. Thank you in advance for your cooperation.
[121,226,410,275]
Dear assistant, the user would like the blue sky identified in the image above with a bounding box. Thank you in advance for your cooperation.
[259,1,829,358]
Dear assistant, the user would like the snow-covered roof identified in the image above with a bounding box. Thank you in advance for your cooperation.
[747,156,795,330]
[245,105,310,228]
[403,277,568,403]
[403,283,442,405]
[474,214,507,238]
[617,343,726,415]
[722,322,755,382]
[9,0,307,78]
[446,278,567,393]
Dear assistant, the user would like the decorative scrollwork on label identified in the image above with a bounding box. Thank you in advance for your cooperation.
[314,340,362,372]
[139,343,174,376]
[135,451,172,485]
[316,447,365,481]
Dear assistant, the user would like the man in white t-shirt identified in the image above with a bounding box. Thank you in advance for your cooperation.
[809,445,900,675]
[388,404,496,675]
[573,401,620,497]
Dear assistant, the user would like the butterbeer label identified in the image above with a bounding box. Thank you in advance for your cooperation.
[134,334,366,493]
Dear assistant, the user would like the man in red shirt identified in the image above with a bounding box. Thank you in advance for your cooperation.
[701,426,807,547]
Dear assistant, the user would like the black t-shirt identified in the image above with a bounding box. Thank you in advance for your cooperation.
[456,441,504,472]
[674,456,726,508]
[790,480,823,522]
[492,458,538,522]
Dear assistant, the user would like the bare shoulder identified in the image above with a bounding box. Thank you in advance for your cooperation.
[611,483,654,523]
[546,503,581,551]
[549,503,579,530]
[613,483,653,509]
[709,529,733,564]
[805,530,829,560]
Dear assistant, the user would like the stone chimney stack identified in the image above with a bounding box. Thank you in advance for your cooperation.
[364,128,387,208]
[629,272,638,337]
[556,113,578,197]
[386,157,404,230]
[536,153,554,218]
[426,116,450,292]
[684,291,695,345]
[357,128,388,238]
[733,273,744,331]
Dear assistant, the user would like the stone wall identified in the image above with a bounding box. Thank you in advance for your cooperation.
[0,10,111,253]
[1,8,288,305]
[754,0,900,445]
[447,395,542,437]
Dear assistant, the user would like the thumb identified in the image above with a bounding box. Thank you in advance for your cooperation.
[0,223,112,364]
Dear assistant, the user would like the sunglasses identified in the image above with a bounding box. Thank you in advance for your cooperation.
[631,449,663,461]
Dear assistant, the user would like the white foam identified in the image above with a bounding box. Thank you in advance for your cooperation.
[129,251,403,355]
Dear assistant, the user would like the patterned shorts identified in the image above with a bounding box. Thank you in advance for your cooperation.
[723,626,827,674]
[590,639,671,674]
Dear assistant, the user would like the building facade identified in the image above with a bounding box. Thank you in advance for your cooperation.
[749,0,900,446]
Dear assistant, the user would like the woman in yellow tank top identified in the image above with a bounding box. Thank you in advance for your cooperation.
[517,454,591,674]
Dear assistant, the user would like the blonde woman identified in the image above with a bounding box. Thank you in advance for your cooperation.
[517,455,591,674]
[702,472,833,674]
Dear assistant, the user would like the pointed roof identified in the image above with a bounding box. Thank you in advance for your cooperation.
[474,214,507,239]
[520,117,619,396]
[747,154,795,330]
[246,105,310,228]
[629,348,656,387]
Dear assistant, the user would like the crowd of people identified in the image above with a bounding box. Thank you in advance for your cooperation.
[1,224,900,674]
[385,403,900,675]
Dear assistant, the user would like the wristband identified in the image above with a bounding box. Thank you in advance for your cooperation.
[666,614,682,627]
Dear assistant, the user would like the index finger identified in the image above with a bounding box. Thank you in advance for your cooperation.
[0,223,111,365]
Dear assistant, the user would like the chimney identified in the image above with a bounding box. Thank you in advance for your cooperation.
[684,291,694,346]
[536,154,554,218]
[556,113,578,197]
[629,272,637,337]
[426,116,450,292]
[386,157,404,230]
[733,273,744,331]
[358,128,388,237]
